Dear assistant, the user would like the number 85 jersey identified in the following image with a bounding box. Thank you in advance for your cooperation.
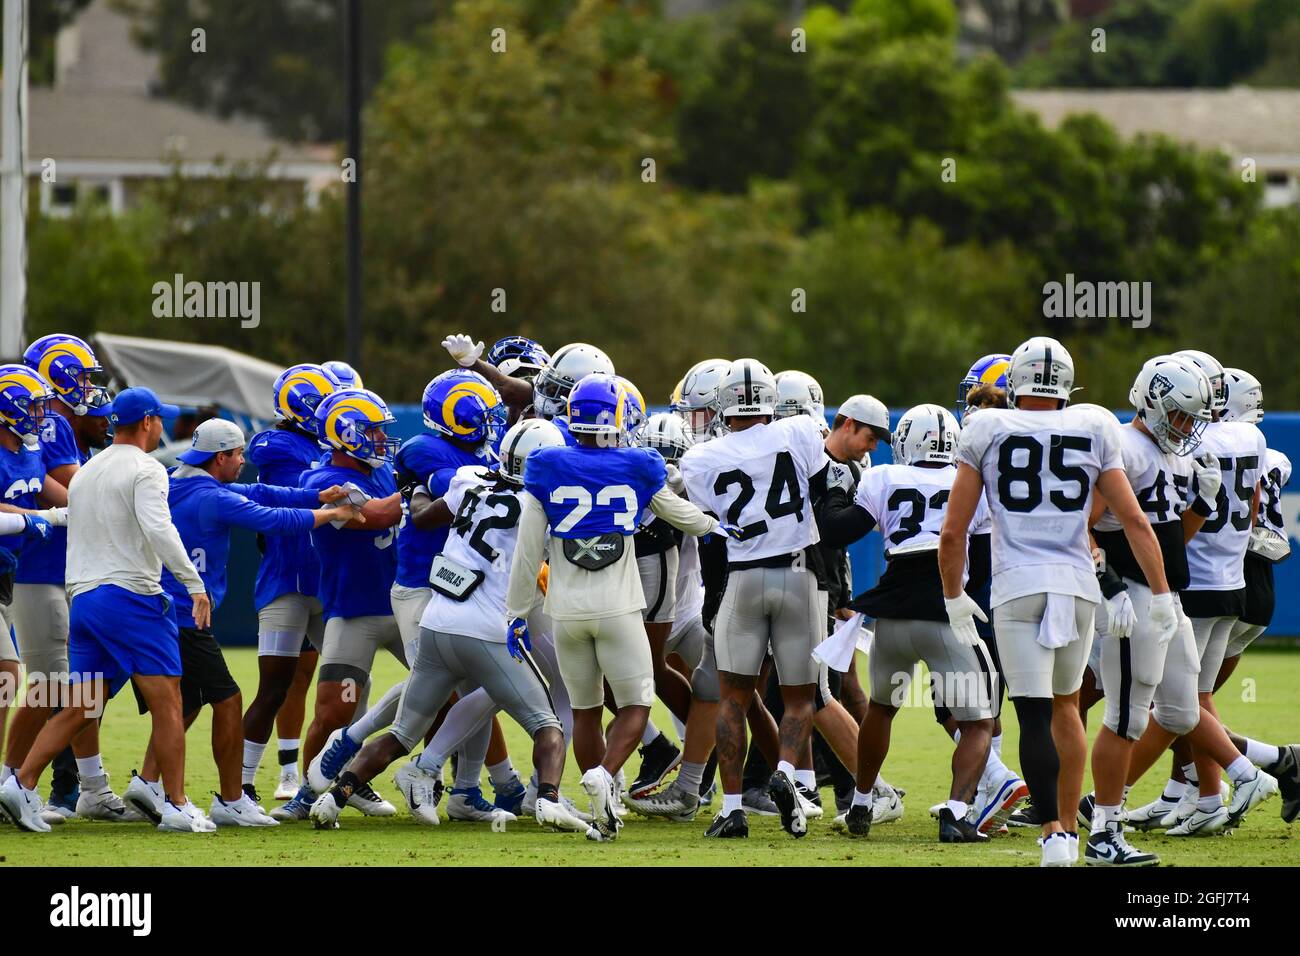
[680,416,829,562]
[956,405,1125,608]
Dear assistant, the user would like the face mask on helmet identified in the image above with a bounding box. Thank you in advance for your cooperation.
[22,334,112,416]
[1134,358,1213,456]
[532,343,615,420]
[891,404,958,466]
[316,388,399,468]
[423,369,506,453]
[0,366,55,449]
[637,412,692,464]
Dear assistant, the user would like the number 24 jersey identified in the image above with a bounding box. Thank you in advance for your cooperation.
[956,404,1124,608]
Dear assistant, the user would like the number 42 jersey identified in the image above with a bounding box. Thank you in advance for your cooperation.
[956,404,1124,608]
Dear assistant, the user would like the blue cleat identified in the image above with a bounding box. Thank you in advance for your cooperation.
[308,727,361,793]
[448,786,516,822]
[492,774,526,815]
[270,784,318,822]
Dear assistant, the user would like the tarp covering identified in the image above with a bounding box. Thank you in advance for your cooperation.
[91,333,281,420]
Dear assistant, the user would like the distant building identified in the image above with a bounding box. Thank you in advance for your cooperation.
[1014,88,1300,208]
[0,0,335,218]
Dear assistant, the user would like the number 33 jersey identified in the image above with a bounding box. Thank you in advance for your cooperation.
[956,405,1124,608]
[679,416,829,562]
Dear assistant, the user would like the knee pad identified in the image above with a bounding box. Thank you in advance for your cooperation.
[1153,699,1199,737]
[1102,694,1151,742]
[691,664,720,703]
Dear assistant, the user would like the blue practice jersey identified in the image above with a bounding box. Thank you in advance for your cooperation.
[161,472,318,618]
[249,427,325,610]
[524,445,666,539]
[304,463,399,620]
[550,416,579,447]
[393,434,484,589]
[0,442,46,572]
[16,413,86,585]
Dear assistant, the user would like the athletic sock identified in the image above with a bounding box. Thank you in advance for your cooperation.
[1161,778,1184,802]
[722,792,744,815]
[991,734,1003,760]
[278,739,300,766]
[487,758,516,788]
[332,771,359,807]
[1226,755,1257,785]
[873,773,888,790]
[946,799,968,820]
[242,740,268,785]
[794,769,817,790]
[670,714,687,742]
[75,755,103,779]
[1198,793,1223,812]
[851,788,872,808]
[538,782,559,802]
[677,761,706,793]
[1182,761,1199,785]
[641,721,661,747]
[1243,738,1280,768]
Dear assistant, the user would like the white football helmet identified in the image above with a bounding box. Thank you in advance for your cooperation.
[1172,349,1226,415]
[1131,356,1213,456]
[716,358,777,422]
[773,370,826,423]
[891,404,960,466]
[675,358,732,439]
[1006,336,1075,406]
[532,343,615,420]
[637,412,692,464]
[1222,367,1263,424]
[498,418,566,485]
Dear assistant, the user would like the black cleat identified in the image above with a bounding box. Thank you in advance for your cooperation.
[1267,744,1300,824]
[767,771,807,838]
[843,803,873,837]
[1008,801,1041,828]
[1085,825,1159,867]
[1077,793,1096,829]
[704,808,749,838]
[629,734,682,798]
[939,807,989,843]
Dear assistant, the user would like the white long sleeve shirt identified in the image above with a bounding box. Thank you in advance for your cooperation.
[65,444,205,599]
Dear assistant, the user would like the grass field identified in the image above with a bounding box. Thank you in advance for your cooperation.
[1,646,1297,867]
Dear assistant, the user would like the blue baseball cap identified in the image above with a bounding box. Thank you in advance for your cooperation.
[106,387,180,426]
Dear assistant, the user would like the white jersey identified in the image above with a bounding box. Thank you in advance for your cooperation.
[420,466,522,643]
[680,415,829,562]
[854,463,989,559]
[1186,421,1268,591]
[1257,448,1292,541]
[956,404,1124,607]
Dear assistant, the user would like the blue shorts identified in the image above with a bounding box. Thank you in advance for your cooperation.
[69,585,180,697]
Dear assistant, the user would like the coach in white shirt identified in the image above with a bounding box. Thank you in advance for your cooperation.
[0,388,214,833]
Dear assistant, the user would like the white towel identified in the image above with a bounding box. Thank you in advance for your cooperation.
[1036,592,1079,650]
[813,612,874,672]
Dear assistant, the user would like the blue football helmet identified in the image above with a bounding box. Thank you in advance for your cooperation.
[956,353,1010,417]
[274,363,343,435]
[422,369,507,449]
[322,360,363,389]
[0,365,55,448]
[615,376,647,446]
[567,372,634,441]
[316,387,398,468]
[23,333,111,416]
[487,336,551,380]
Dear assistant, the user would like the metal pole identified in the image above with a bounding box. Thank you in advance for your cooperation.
[1,0,28,358]
[344,0,362,372]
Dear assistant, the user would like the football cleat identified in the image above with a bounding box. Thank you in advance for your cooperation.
[1166,805,1229,836]
[1225,771,1279,828]
[972,775,1028,833]
[842,803,873,838]
[1125,796,1181,831]
[742,785,779,817]
[447,786,514,824]
[492,773,527,815]
[1271,744,1300,824]
[628,734,682,798]
[768,769,807,838]
[623,779,701,822]
[703,808,749,838]
[795,781,824,820]
[580,768,621,841]
[0,776,51,832]
[309,727,360,794]
[75,772,138,822]
[1039,831,1074,867]
[1007,801,1042,828]
[211,792,279,827]
[158,800,216,833]
[521,779,593,823]
[535,795,597,835]
[870,785,904,824]
[270,784,317,822]
[308,791,344,829]
[395,762,444,826]
[939,807,988,843]
[346,781,396,816]
[1085,823,1158,867]
[1077,792,1096,829]
[123,772,165,825]
[274,764,301,801]
[700,782,717,806]
[44,786,78,822]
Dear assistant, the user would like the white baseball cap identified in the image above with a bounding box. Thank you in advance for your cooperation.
[177,418,247,465]
[837,394,891,440]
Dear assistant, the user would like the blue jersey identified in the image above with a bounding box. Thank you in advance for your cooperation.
[393,434,483,589]
[249,427,324,610]
[550,416,579,447]
[161,472,318,618]
[0,442,47,572]
[304,463,399,620]
[524,445,666,539]
[16,413,86,585]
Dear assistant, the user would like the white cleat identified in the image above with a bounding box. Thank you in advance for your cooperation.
[446,786,515,824]
[871,786,905,824]
[1157,785,1200,829]
[158,800,216,833]
[274,764,301,801]
[346,780,396,817]
[41,802,75,825]
[1125,796,1181,831]
[523,780,595,824]
[210,792,279,827]
[1039,831,1074,866]
[535,794,598,835]
[928,802,946,819]
[394,762,443,826]
[308,791,344,829]
[1226,771,1279,828]
[76,773,142,822]
[124,772,165,825]
[795,783,824,820]
[831,810,848,830]
[0,776,52,832]
[581,767,621,841]
[1166,805,1230,837]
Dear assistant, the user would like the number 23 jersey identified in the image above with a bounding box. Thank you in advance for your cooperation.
[956,404,1124,608]
[679,415,829,562]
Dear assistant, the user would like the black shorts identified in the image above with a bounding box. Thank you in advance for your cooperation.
[1240,553,1275,628]
[131,627,239,716]
[1180,587,1247,620]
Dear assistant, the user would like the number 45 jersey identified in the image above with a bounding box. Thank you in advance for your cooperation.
[956,405,1124,608]
[679,416,829,562]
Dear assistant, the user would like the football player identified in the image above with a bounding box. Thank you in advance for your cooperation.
[939,336,1176,866]
[956,354,1011,421]
[440,334,546,424]
[674,359,732,442]
[505,373,727,840]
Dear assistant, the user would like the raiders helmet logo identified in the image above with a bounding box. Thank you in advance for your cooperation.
[1148,372,1175,401]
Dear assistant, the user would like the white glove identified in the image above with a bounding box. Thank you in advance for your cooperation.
[33,507,68,527]
[1148,591,1178,648]
[665,462,685,495]
[1103,589,1136,639]
[944,593,988,647]
[1191,453,1222,508]
[441,334,484,368]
